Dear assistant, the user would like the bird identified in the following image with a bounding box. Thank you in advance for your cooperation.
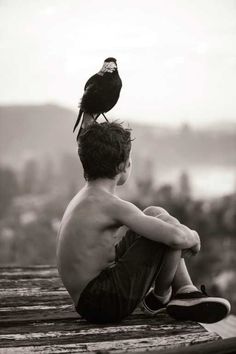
[73,57,122,139]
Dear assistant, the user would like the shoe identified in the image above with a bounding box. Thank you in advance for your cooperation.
[166,285,231,323]
[140,288,168,316]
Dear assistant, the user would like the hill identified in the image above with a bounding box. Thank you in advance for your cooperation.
[0,104,236,168]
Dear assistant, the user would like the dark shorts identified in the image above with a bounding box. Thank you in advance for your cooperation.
[76,229,167,324]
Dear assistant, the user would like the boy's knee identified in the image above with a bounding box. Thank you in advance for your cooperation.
[143,206,167,217]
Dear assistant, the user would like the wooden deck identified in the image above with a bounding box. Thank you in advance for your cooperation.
[0,266,234,353]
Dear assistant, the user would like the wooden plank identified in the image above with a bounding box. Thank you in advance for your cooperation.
[0,267,73,323]
[0,313,214,343]
[0,277,61,288]
[201,315,236,339]
[0,266,221,353]
[0,332,220,353]
[139,337,236,354]
[0,304,77,323]
[0,311,220,351]
[0,267,58,280]
[0,324,218,348]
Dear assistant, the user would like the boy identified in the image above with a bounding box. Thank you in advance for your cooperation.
[57,122,230,324]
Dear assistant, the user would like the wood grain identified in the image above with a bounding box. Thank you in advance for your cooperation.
[0,266,220,353]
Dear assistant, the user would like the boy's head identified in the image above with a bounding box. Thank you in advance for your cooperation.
[78,122,132,184]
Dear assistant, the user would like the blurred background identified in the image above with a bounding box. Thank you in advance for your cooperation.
[0,0,235,312]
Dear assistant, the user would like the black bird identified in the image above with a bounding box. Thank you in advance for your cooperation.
[73,57,122,139]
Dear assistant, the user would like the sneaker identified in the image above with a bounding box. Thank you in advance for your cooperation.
[140,288,168,316]
[166,285,231,323]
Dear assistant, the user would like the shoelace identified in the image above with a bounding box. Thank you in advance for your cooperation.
[200,284,208,296]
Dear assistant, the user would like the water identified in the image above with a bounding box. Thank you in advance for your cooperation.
[155,166,236,198]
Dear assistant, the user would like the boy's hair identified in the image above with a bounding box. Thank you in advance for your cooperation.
[78,122,132,181]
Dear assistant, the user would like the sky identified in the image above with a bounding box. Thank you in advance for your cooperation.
[0,0,236,127]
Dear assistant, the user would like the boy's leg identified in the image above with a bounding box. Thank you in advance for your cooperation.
[166,257,231,323]
[171,258,194,294]
[140,245,182,315]
[77,205,182,324]
[142,207,192,297]
[111,233,180,320]
[142,207,231,323]
[115,206,184,303]
[141,207,194,296]
[154,258,194,297]
[115,206,231,323]
[115,206,182,297]
[139,206,187,313]
[108,206,182,320]
[78,206,230,324]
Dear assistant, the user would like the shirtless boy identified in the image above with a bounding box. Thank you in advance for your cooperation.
[57,122,230,324]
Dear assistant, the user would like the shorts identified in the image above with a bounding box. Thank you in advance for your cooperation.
[76,229,167,324]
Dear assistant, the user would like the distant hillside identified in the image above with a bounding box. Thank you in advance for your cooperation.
[0,104,76,160]
[0,104,236,168]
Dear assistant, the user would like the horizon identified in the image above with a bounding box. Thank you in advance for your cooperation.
[0,0,236,127]
[0,103,236,199]
[1,102,236,130]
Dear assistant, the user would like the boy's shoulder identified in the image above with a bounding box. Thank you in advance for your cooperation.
[71,187,126,212]
[105,193,139,219]
[68,186,138,224]
[92,191,126,212]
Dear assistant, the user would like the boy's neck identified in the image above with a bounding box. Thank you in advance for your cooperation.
[86,177,118,194]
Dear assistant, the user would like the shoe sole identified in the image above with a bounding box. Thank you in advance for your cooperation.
[167,297,231,323]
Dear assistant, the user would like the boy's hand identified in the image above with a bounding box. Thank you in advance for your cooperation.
[189,233,201,254]
[182,231,201,258]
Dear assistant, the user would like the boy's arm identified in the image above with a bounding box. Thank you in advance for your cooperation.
[153,207,201,256]
[112,199,200,250]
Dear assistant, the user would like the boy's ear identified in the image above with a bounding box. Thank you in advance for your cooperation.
[118,162,126,173]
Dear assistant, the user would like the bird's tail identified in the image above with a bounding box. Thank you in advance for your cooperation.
[73,109,83,133]
[74,111,96,140]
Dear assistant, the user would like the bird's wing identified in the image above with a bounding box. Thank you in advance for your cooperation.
[84,74,100,90]
[73,75,99,133]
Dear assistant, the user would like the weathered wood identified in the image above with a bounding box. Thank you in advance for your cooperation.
[1,314,218,348]
[139,337,236,354]
[201,315,236,339]
[0,266,221,353]
[0,333,221,353]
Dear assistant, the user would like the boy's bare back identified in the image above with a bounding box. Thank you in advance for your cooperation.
[57,185,122,305]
